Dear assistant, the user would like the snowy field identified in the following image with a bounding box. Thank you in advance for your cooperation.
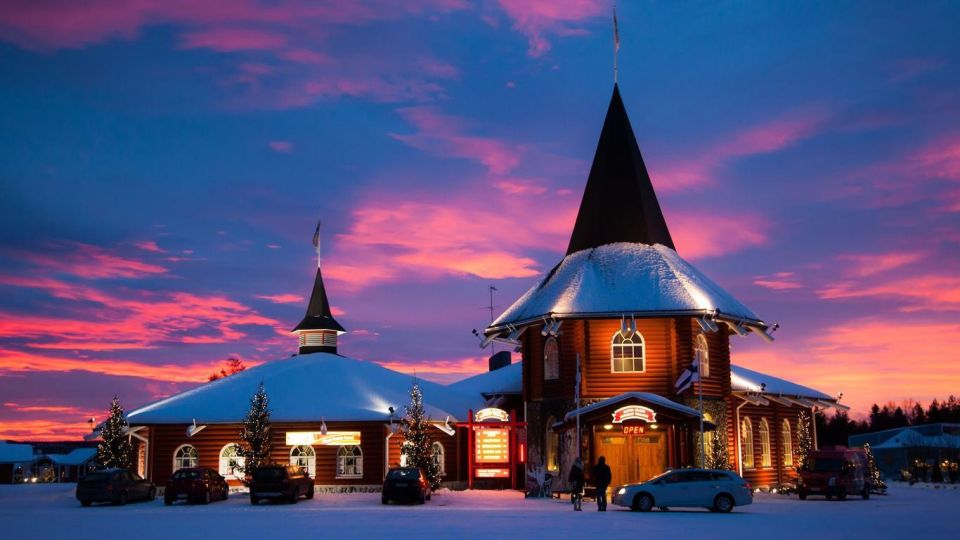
[1,484,958,540]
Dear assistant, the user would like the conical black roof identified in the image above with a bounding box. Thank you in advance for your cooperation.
[292,267,345,333]
[566,84,675,255]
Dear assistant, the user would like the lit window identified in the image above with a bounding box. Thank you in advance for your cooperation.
[219,444,245,479]
[741,418,754,470]
[545,416,559,472]
[337,445,363,478]
[611,331,645,373]
[759,419,772,468]
[702,413,715,467]
[399,441,413,467]
[290,445,316,478]
[782,419,793,468]
[694,333,710,378]
[543,337,560,380]
[431,442,445,476]
[173,445,199,471]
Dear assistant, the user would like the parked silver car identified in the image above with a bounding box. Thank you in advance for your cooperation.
[612,469,752,513]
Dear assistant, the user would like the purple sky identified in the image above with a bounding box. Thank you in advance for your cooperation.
[1,1,959,440]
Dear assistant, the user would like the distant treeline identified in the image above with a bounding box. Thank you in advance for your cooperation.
[817,396,960,447]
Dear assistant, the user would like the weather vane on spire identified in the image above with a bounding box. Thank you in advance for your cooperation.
[613,4,620,84]
[312,219,322,267]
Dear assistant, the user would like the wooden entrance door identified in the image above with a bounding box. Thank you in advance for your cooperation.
[594,434,630,491]
[594,431,666,490]
[633,433,665,482]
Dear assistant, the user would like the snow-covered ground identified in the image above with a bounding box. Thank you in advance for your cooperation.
[1,484,957,539]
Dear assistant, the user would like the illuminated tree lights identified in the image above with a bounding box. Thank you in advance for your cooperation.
[863,443,887,494]
[795,410,813,472]
[400,382,443,490]
[97,396,133,469]
[238,382,272,481]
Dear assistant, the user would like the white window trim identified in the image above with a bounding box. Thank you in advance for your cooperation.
[759,418,772,468]
[218,444,245,480]
[782,419,794,468]
[336,445,363,479]
[290,445,316,478]
[741,418,755,470]
[695,333,710,378]
[610,330,646,373]
[172,444,199,472]
[543,337,560,381]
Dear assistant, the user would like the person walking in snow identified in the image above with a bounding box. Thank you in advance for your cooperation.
[568,457,585,511]
[592,456,612,511]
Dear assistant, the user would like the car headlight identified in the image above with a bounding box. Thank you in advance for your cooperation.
[617,487,626,495]
[828,477,836,486]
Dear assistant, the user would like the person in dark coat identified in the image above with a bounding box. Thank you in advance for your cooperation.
[568,457,585,511]
[591,456,612,511]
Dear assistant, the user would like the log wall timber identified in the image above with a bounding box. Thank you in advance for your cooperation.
[582,318,674,398]
[737,403,811,488]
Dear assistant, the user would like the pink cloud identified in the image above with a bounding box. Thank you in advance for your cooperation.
[10,242,167,279]
[753,272,803,291]
[818,274,960,312]
[180,27,287,52]
[255,293,304,304]
[494,0,607,57]
[653,109,830,191]
[838,252,923,277]
[268,140,293,153]
[666,210,769,260]
[374,356,489,384]
[133,240,166,253]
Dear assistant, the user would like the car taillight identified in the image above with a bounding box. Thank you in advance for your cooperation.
[742,482,750,490]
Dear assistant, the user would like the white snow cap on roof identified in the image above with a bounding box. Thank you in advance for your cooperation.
[448,362,522,397]
[128,353,484,424]
[490,243,763,329]
[731,364,832,401]
[0,442,34,463]
[47,448,97,466]
[564,392,703,422]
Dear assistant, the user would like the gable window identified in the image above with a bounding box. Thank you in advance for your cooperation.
[611,330,645,373]
[337,445,363,479]
[759,418,772,468]
[431,442,445,476]
[173,444,199,471]
[290,445,316,478]
[219,444,244,479]
[782,419,793,468]
[740,418,755,470]
[543,337,560,380]
[694,333,710,378]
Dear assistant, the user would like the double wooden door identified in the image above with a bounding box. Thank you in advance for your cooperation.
[595,431,666,490]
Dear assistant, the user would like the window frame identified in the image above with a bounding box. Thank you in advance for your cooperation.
[431,441,445,476]
[172,444,199,472]
[336,445,363,479]
[543,337,560,381]
[610,330,646,373]
[782,419,794,468]
[218,443,245,480]
[694,332,710,378]
[741,418,755,470]
[759,418,772,468]
[290,444,316,478]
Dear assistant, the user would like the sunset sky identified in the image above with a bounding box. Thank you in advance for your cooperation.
[2,1,959,441]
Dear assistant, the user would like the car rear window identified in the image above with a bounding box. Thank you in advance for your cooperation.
[173,470,201,480]
[254,468,284,482]
[387,469,420,480]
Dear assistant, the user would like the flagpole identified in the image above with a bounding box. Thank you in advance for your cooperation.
[698,350,705,468]
[575,353,581,458]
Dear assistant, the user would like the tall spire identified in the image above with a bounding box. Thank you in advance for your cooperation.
[293,221,344,354]
[565,85,675,256]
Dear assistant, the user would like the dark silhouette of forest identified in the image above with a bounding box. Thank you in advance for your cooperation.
[817,396,960,446]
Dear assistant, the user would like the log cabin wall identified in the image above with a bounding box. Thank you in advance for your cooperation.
[542,320,585,401]
[582,318,674,399]
[675,319,732,399]
[737,403,810,488]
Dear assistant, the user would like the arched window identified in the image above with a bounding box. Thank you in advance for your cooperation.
[336,445,362,478]
[545,416,559,472]
[290,445,316,478]
[431,442,445,476]
[399,441,414,467]
[543,337,560,380]
[173,445,199,471]
[611,330,645,373]
[740,418,754,470]
[759,419,772,468]
[782,419,793,468]
[694,333,710,378]
[701,412,715,467]
[219,444,244,479]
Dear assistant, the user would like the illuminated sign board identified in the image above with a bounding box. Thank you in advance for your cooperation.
[622,425,646,435]
[474,407,509,423]
[612,405,657,424]
[475,428,509,463]
[285,431,361,446]
[475,468,510,478]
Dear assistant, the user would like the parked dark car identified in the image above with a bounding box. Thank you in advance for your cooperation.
[164,467,229,505]
[249,465,313,504]
[76,469,156,507]
[382,467,431,505]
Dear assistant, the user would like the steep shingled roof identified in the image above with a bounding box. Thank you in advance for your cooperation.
[292,267,344,333]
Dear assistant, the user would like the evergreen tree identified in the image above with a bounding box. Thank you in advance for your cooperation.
[708,429,729,470]
[97,396,132,469]
[795,410,814,471]
[239,383,272,479]
[400,382,442,490]
[863,443,886,494]
[910,402,927,426]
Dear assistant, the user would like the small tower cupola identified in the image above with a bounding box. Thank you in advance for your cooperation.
[292,221,345,355]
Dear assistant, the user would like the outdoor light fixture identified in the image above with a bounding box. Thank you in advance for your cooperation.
[320,417,328,435]
[479,333,497,348]
[619,316,627,335]
[547,319,563,336]
[696,317,719,333]
[506,326,524,342]
[628,315,637,335]
[540,317,551,336]
[650,424,659,430]
[603,424,613,430]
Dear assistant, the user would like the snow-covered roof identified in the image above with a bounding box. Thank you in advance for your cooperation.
[448,362,522,397]
[47,448,97,466]
[872,429,960,449]
[0,442,34,463]
[488,243,764,331]
[563,392,703,422]
[128,353,484,424]
[731,365,832,401]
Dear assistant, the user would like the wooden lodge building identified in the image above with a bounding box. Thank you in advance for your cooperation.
[482,84,847,492]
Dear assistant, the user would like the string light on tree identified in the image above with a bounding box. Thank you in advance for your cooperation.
[239,382,272,482]
[97,396,132,469]
[400,382,443,490]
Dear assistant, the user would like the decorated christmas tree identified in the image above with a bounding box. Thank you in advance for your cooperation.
[239,383,272,479]
[795,410,814,471]
[863,443,887,493]
[97,396,132,469]
[400,382,443,490]
[709,429,729,470]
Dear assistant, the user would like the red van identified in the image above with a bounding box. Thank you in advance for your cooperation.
[798,446,870,500]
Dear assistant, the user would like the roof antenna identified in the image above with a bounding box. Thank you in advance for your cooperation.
[311,219,322,268]
[613,3,620,84]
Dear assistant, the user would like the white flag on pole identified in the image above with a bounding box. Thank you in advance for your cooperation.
[674,352,701,394]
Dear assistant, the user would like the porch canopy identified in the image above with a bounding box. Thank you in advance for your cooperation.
[556,392,716,430]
